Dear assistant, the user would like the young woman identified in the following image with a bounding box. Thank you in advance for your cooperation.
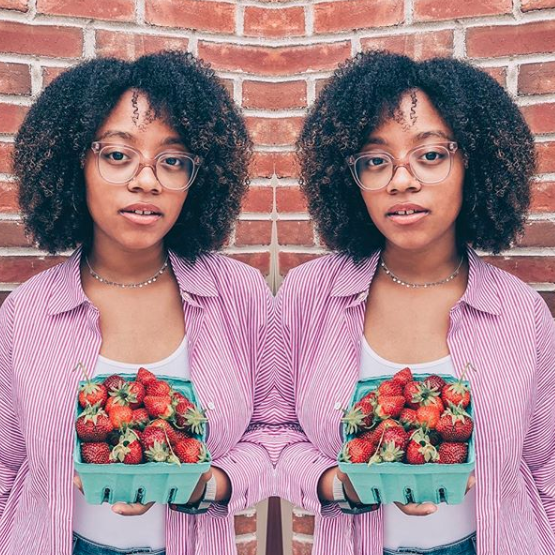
[275,51,555,555]
[0,52,273,555]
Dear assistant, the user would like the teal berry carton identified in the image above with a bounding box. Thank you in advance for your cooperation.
[74,374,211,505]
[338,373,475,505]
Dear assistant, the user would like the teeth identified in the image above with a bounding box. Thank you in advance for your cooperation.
[392,209,422,215]
[130,210,156,215]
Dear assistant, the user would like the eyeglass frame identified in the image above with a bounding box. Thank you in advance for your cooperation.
[90,141,202,191]
[346,141,459,191]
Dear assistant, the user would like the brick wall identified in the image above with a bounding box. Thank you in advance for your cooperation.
[1,1,555,554]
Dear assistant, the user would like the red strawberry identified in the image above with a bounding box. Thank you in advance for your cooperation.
[137,367,157,386]
[399,408,418,430]
[144,395,174,419]
[403,381,425,409]
[173,438,209,464]
[437,442,468,464]
[420,395,445,413]
[140,426,170,462]
[392,367,413,386]
[378,426,409,462]
[436,406,474,442]
[108,381,145,410]
[146,380,172,397]
[377,380,403,397]
[78,381,107,409]
[423,374,447,392]
[416,405,442,430]
[130,408,150,430]
[110,430,143,464]
[103,374,125,393]
[76,405,114,442]
[441,382,471,409]
[341,395,376,434]
[173,397,208,435]
[81,442,112,464]
[339,437,374,464]
[106,429,121,446]
[109,405,133,429]
[374,395,405,419]
[405,431,439,464]
[150,419,181,445]
[368,419,403,446]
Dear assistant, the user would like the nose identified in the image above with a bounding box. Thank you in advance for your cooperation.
[386,163,421,194]
[128,164,162,194]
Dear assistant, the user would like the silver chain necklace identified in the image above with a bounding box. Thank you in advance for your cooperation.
[380,256,464,288]
[85,255,169,289]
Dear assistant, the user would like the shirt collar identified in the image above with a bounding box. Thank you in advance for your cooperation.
[329,247,501,316]
[47,247,219,316]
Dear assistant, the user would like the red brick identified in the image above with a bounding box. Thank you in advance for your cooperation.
[539,291,555,317]
[0,104,28,134]
[483,255,555,283]
[243,80,307,110]
[521,0,555,10]
[0,143,14,174]
[292,513,315,535]
[276,187,307,212]
[0,181,18,213]
[0,21,83,58]
[468,21,555,58]
[0,62,31,95]
[235,540,257,555]
[517,221,555,247]
[242,187,273,213]
[145,0,235,33]
[314,0,403,33]
[96,31,189,60]
[482,66,507,88]
[291,540,314,555]
[0,0,27,11]
[251,152,299,179]
[0,256,66,283]
[521,103,555,135]
[246,117,303,147]
[0,221,31,248]
[361,31,453,60]
[228,252,270,275]
[531,181,555,212]
[234,514,257,535]
[536,142,555,174]
[279,252,321,276]
[244,6,305,38]
[519,62,555,95]
[37,0,134,21]
[277,220,314,246]
[234,220,272,246]
[197,41,351,76]
[414,0,511,21]
[42,66,68,88]
[219,78,234,98]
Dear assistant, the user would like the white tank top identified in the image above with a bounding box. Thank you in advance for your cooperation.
[73,336,189,550]
[359,336,477,551]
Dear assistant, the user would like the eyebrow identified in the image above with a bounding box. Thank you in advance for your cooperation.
[365,130,454,146]
[95,131,186,149]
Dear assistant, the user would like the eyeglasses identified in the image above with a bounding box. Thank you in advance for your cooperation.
[90,142,201,191]
[346,142,459,191]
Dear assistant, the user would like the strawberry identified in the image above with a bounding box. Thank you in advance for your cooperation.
[106,429,122,446]
[403,381,425,409]
[392,367,413,386]
[110,430,143,464]
[374,395,405,419]
[416,405,441,430]
[108,381,146,410]
[172,438,209,464]
[341,395,376,434]
[76,405,114,442]
[140,426,170,462]
[137,367,157,386]
[103,374,126,393]
[81,442,112,464]
[437,442,468,464]
[423,374,447,392]
[109,405,134,429]
[436,405,473,442]
[144,395,174,419]
[150,418,181,445]
[146,380,172,397]
[339,437,374,464]
[381,426,409,452]
[78,381,107,409]
[368,419,403,446]
[399,408,418,430]
[420,395,445,413]
[130,408,150,430]
[173,396,208,435]
[377,380,403,397]
[441,382,471,409]
[405,431,439,464]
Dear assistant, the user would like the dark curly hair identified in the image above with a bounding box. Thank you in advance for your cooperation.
[14,50,252,260]
[298,51,535,259]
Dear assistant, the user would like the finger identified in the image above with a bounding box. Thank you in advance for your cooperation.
[112,501,155,516]
[466,475,477,493]
[336,469,346,482]
[73,475,84,494]
[200,469,213,482]
[394,501,437,516]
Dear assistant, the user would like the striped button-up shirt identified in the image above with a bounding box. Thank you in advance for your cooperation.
[274,248,555,555]
[0,247,274,555]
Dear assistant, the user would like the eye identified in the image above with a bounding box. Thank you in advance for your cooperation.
[418,150,447,163]
[102,149,131,163]
[161,156,183,168]
[364,156,389,168]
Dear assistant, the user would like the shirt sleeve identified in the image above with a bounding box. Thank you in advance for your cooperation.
[522,295,555,532]
[0,295,27,518]
[273,274,341,518]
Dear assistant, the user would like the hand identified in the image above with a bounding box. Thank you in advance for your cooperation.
[169,466,232,511]
[317,467,379,510]
[73,474,155,516]
[394,473,476,516]
[336,469,362,505]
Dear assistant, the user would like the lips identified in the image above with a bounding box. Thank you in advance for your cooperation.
[386,203,430,226]
[119,203,163,226]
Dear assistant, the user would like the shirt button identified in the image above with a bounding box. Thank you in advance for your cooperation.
[334,402,341,410]
[357,292,367,302]
[207,401,215,410]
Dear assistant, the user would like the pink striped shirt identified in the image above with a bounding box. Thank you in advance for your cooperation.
[0,247,274,555]
[274,248,555,555]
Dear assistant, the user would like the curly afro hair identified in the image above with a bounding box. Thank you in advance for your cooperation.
[14,50,252,260]
[297,51,535,260]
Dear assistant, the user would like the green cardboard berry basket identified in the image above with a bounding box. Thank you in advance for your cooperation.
[74,374,211,505]
[338,373,475,505]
